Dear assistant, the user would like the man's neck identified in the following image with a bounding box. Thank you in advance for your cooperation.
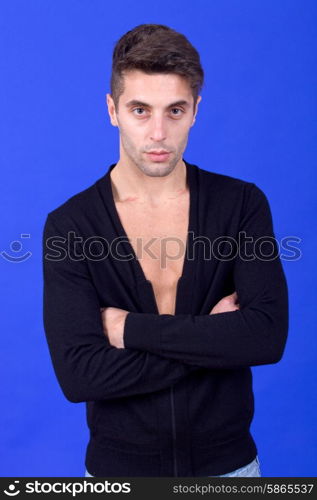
[110,159,188,205]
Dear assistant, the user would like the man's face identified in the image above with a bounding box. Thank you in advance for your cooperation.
[107,70,201,177]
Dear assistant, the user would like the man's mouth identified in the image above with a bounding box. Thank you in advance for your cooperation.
[146,151,171,162]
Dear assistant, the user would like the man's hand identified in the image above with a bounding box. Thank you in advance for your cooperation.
[101,292,238,347]
[209,291,240,314]
[100,307,130,348]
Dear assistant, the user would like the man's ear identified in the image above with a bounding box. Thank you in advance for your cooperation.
[106,93,119,127]
[191,95,202,126]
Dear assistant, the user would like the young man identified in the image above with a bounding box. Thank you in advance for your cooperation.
[43,24,288,477]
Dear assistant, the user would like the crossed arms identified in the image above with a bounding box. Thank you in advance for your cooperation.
[101,291,240,349]
[43,184,288,403]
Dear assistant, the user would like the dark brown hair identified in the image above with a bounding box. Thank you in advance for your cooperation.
[110,24,204,111]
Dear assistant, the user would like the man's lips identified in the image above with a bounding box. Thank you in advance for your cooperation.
[146,152,171,162]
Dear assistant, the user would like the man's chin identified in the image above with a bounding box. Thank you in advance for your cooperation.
[137,157,179,177]
[140,163,176,177]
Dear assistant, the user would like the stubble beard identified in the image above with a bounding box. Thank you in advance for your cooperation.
[120,128,188,178]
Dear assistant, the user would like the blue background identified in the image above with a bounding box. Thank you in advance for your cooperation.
[1,0,316,477]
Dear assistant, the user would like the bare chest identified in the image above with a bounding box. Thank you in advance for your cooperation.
[115,194,190,315]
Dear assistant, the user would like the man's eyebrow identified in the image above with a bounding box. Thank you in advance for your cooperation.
[125,99,191,108]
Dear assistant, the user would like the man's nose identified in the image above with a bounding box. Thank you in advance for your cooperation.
[149,116,167,142]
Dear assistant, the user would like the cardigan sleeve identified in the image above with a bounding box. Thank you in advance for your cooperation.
[123,183,289,369]
[42,214,197,403]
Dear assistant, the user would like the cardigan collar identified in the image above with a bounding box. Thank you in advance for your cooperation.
[97,158,199,314]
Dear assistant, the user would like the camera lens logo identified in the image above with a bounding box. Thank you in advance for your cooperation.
[4,481,20,496]
[1,234,32,263]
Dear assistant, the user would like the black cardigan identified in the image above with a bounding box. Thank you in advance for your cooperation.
[42,159,288,476]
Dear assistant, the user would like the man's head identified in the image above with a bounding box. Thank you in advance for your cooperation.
[106,24,204,177]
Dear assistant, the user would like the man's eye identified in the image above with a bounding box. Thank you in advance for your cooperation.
[171,108,183,116]
[132,108,146,115]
